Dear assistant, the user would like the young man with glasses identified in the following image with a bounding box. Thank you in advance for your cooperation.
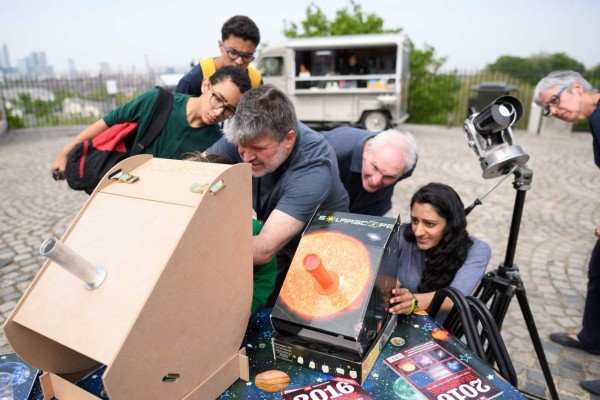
[51,66,251,178]
[176,15,262,96]
[534,70,600,396]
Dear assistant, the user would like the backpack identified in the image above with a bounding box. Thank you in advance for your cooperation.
[64,86,173,194]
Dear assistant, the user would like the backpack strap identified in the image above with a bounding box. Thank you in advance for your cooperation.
[201,57,261,88]
[131,86,174,156]
[248,65,262,88]
[199,57,217,79]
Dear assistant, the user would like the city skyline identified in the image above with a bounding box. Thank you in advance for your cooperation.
[1,0,599,75]
[0,44,185,77]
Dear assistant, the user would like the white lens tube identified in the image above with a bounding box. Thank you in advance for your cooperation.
[40,237,106,290]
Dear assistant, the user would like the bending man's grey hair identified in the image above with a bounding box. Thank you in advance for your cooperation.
[533,70,597,106]
[225,84,298,145]
[368,129,418,174]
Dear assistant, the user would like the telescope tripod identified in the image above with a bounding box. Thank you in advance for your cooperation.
[473,166,559,400]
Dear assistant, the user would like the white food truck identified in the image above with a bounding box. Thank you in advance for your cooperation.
[257,33,410,132]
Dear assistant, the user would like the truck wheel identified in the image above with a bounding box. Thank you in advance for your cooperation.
[361,111,389,132]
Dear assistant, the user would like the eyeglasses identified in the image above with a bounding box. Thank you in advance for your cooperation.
[543,85,570,116]
[209,90,236,118]
[222,44,255,63]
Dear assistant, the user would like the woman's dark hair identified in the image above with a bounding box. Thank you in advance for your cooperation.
[404,182,473,293]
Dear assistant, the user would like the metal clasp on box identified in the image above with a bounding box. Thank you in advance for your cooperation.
[189,180,225,194]
[109,169,139,184]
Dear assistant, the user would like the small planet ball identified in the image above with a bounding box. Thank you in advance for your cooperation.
[255,370,291,393]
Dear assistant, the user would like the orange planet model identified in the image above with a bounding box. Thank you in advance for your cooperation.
[255,370,291,392]
[279,231,372,318]
[431,327,450,341]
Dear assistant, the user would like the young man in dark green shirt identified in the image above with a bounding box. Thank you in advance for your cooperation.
[51,66,250,177]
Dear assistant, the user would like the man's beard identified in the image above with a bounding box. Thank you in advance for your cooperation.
[252,143,290,177]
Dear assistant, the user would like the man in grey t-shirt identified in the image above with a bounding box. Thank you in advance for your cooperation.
[207,84,349,305]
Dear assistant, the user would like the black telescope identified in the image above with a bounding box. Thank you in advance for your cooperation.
[462,94,560,399]
[472,95,523,136]
[464,95,528,179]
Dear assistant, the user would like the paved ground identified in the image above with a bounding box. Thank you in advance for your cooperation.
[0,124,599,399]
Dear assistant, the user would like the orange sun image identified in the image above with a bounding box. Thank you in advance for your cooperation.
[279,231,372,318]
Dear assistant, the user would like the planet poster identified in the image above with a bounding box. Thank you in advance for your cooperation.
[383,340,503,400]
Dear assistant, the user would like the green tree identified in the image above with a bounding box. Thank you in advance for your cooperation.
[5,107,25,129]
[408,44,459,124]
[33,99,56,119]
[487,56,537,81]
[283,0,456,125]
[84,86,108,102]
[284,3,329,37]
[487,53,586,86]
[584,64,600,90]
[18,93,34,113]
[283,0,400,37]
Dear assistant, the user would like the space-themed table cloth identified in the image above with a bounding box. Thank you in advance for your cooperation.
[219,309,526,399]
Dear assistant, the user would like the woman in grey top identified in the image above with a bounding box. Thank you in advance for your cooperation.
[383,182,491,314]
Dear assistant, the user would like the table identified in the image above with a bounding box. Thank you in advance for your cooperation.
[219,309,526,399]
[44,308,526,399]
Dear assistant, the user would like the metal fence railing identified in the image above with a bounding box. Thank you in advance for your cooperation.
[0,75,156,129]
[1,69,598,131]
[407,69,599,132]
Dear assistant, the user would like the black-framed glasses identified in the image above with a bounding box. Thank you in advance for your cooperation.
[222,44,255,63]
[543,85,570,116]
[209,90,236,118]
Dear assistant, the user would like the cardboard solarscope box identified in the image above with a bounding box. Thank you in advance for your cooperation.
[271,210,400,383]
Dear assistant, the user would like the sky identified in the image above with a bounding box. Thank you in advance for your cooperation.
[1,0,599,74]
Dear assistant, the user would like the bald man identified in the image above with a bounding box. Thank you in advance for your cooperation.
[323,127,418,216]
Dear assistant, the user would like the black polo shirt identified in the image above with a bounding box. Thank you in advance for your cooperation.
[322,127,416,216]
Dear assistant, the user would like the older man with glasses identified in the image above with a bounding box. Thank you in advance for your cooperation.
[176,15,262,96]
[534,70,600,396]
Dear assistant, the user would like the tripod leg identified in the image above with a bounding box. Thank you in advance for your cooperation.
[487,286,514,330]
[477,273,515,330]
[515,289,559,400]
[475,272,559,398]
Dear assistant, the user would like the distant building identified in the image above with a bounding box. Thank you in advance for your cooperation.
[68,58,78,77]
[17,51,54,77]
[99,62,112,76]
[0,44,11,70]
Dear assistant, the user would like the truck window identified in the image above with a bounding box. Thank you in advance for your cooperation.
[293,46,398,91]
[260,57,284,77]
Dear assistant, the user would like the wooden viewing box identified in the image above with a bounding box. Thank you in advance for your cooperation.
[4,155,253,399]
